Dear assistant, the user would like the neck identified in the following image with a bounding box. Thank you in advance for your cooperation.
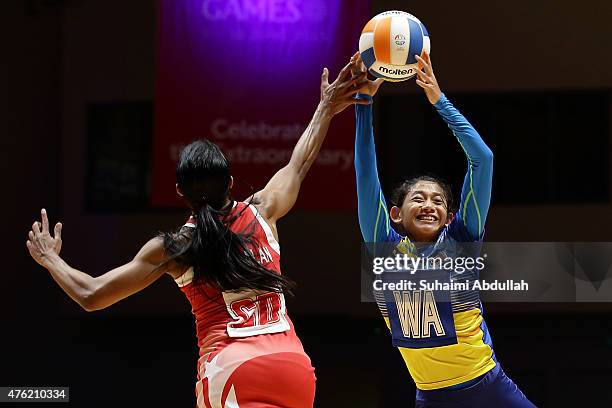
[408,230,440,244]
[191,197,233,215]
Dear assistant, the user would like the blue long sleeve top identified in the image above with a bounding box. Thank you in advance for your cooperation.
[355,93,493,244]
[355,93,498,390]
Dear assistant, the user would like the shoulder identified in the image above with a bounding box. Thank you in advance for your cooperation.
[246,201,281,248]
[230,201,262,227]
[139,236,189,279]
[251,189,280,222]
[137,237,166,261]
[228,201,282,253]
[388,228,404,243]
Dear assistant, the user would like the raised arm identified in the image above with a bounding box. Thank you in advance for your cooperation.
[254,55,369,224]
[27,209,168,311]
[355,95,401,243]
[435,94,493,239]
[353,57,401,243]
[415,53,493,240]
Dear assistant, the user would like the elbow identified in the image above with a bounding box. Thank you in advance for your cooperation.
[485,149,494,173]
[484,147,494,163]
[477,147,494,170]
[80,295,97,312]
[80,289,102,312]
[81,305,97,313]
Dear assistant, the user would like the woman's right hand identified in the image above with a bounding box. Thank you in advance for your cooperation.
[415,51,442,105]
[27,208,62,268]
[351,53,384,97]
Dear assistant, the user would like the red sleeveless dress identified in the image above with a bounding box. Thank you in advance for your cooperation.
[174,202,316,408]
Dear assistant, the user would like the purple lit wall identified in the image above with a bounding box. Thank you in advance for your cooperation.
[154,0,370,208]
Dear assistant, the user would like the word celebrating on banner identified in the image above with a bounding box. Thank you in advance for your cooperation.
[153,0,369,208]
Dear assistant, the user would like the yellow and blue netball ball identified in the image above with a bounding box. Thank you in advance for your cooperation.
[359,10,431,82]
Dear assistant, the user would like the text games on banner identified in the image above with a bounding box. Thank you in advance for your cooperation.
[154,0,370,209]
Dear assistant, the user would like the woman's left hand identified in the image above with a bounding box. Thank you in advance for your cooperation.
[350,53,384,97]
[320,52,370,117]
[27,209,63,268]
[415,52,442,105]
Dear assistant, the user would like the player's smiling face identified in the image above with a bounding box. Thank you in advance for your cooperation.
[391,181,451,242]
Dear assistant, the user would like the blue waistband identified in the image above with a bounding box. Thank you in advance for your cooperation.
[419,364,500,396]
[443,373,487,390]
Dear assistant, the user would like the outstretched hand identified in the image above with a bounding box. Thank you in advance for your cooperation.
[320,52,371,116]
[415,51,442,105]
[27,208,63,267]
[351,53,384,97]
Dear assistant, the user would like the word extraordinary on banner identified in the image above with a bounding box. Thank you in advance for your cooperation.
[153,0,370,208]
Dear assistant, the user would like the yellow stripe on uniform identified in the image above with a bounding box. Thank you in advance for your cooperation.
[373,190,389,242]
[383,309,495,390]
[454,132,482,235]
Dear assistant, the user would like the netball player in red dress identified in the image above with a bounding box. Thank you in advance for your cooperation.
[26,56,369,408]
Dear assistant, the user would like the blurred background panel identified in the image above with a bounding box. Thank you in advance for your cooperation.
[2,0,611,406]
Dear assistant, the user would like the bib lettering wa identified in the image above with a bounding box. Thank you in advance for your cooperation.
[382,268,457,348]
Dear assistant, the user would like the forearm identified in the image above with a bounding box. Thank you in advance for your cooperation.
[435,94,493,237]
[355,96,394,243]
[354,96,378,180]
[434,93,493,163]
[289,101,333,180]
[42,254,97,310]
[252,101,334,221]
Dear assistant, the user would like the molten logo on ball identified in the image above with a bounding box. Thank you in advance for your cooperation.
[379,66,413,76]
[394,34,406,46]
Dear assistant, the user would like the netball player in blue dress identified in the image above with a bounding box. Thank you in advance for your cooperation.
[354,52,535,407]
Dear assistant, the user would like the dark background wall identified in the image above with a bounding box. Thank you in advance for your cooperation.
[2,0,612,407]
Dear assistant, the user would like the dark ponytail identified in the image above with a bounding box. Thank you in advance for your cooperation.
[161,140,295,295]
